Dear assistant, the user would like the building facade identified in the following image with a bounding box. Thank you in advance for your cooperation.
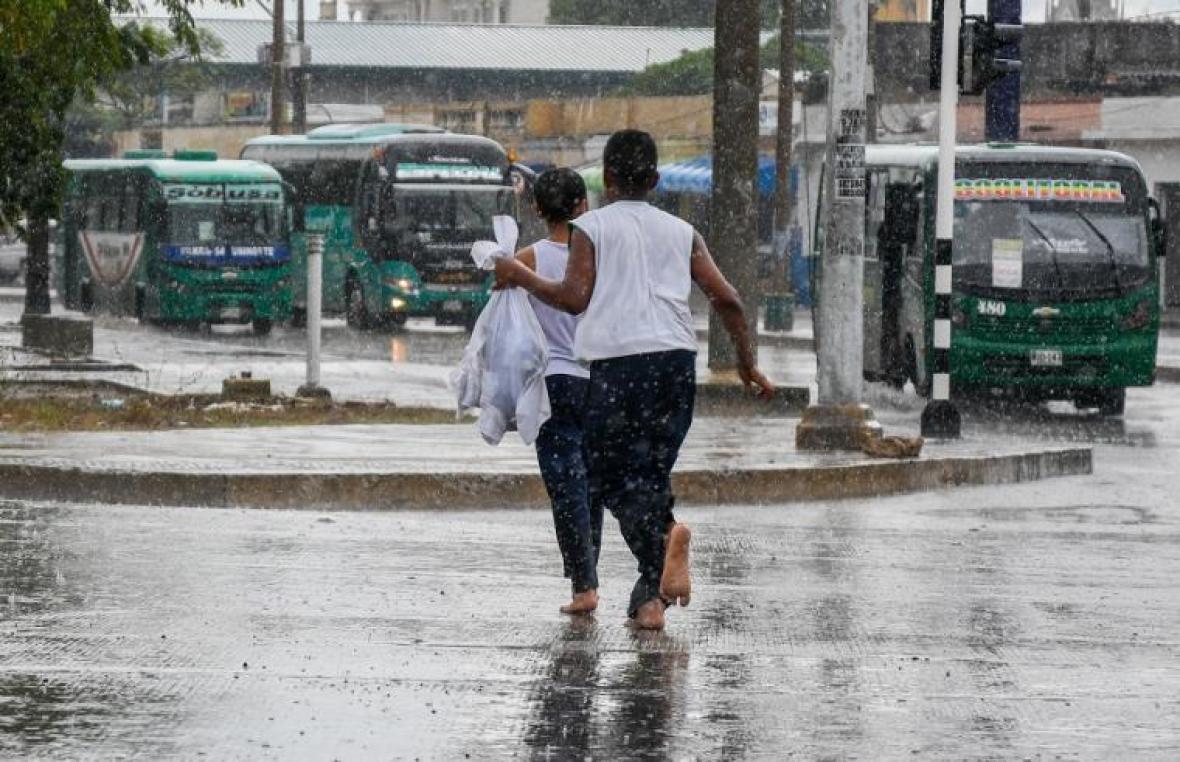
[340,0,549,23]
[1047,0,1120,22]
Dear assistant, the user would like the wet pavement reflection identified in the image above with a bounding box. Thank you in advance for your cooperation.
[0,470,1177,758]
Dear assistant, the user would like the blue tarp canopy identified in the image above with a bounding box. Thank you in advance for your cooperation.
[656,155,795,198]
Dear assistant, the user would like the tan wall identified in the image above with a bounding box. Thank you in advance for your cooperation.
[113,124,272,160]
[525,96,712,141]
[875,0,928,22]
[112,95,717,166]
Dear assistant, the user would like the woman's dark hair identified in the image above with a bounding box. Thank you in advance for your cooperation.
[533,167,587,224]
[604,129,658,193]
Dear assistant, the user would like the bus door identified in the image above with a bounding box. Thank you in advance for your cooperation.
[878,180,921,385]
[510,165,546,245]
[863,170,887,378]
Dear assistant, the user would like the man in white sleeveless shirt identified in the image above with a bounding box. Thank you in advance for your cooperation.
[496,130,774,630]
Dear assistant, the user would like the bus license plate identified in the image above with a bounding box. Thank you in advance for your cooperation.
[1030,349,1063,367]
[442,300,463,313]
[221,306,243,320]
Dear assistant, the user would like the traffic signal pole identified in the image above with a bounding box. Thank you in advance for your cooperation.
[922,0,963,439]
[985,0,1021,141]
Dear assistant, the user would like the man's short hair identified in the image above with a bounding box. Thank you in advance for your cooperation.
[604,129,658,192]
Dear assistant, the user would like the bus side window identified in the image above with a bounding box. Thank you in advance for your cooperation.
[120,178,140,233]
[356,161,382,236]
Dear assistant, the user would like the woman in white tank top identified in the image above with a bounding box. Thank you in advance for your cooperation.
[513,168,600,616]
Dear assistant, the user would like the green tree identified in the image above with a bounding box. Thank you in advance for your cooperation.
[95,26,226,132]
[623,33,827,96]
[0,0,242,316]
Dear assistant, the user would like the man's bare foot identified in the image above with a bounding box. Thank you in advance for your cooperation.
[560,589,598,615]
[632,598,666,630]
[660,522,692,607]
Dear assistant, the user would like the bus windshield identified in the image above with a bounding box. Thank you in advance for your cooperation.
[388,186,512,237]
[950,165,1150,299]
[168,202,285,247]
[953,204,1149,298]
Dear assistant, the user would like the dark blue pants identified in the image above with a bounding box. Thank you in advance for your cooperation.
[585,350,696,617]
[536,374,601,593]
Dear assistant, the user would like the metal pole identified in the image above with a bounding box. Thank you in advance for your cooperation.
[294,0,308,134]
[270,0,287,135]
[298,232,330,399]
[922,0,963,438]
[796,0,881,450]
[985,0,1021,141]
[766,0,798,332]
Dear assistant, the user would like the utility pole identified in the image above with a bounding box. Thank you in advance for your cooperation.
[985,0,1021,141]
[708,0,762,371]
[922,0,963,438]
[270,0,287,135]
[293,0,308,134]
[866,1,878,143]
[766,0,798,332]
[796,0,882,450]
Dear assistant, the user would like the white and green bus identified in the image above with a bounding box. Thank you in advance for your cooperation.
[817,143,1163,415]
[242,124,535,329]
[60,150,292,334]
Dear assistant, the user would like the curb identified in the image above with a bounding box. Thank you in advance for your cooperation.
[1157,366,1180,384]
[0,447,1091,511]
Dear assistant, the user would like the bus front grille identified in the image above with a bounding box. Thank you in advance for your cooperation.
[972,315,1115,338]
[983,353,1109,378]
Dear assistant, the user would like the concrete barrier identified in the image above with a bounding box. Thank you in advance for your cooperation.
[21,314,93,357]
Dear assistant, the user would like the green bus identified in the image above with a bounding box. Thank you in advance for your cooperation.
[60,150,292,334]
[241,124,531,329]
[821,143,1163,415]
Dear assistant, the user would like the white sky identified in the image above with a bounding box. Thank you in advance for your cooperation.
[144,0,1180,23]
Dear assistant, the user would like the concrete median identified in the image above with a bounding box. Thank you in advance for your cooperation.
[0,444,1091,511]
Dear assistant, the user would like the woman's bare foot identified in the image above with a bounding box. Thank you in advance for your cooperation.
[632,598,666,630]
[660,522,692,607]
[560,589,598,615]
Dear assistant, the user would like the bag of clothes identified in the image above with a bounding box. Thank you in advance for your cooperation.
[450,216,551,445]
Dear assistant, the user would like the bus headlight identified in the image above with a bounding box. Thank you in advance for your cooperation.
[951,304,969,328]
[391,297,407,310]
[1119,299,1152,331]
[383,277,417,293]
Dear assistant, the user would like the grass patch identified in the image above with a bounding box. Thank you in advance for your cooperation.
[0,384,463,432]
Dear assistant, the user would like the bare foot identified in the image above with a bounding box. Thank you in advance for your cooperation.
[560,589,599,615]
[632,598,666,630]
[660,522,692,607]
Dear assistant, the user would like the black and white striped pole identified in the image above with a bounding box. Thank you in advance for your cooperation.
[921,0,963,439]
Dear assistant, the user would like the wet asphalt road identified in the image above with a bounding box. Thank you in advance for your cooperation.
[3,294,1180,757]
[2,392,1179,758]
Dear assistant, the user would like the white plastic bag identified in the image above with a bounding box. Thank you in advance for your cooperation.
[450,216,551,445]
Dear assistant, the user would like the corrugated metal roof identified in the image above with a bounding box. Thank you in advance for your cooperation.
[140,18,717,73]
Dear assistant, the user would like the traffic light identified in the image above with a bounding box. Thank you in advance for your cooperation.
[959,16,1023,96]
[929,1,1023,96]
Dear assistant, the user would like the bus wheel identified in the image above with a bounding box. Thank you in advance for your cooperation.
[1098,388,1126,417]
[345,280,370,330]
[290,306,307,328]
[389,312,408,331]
[904,336,930,397]
[252,318,273,337]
